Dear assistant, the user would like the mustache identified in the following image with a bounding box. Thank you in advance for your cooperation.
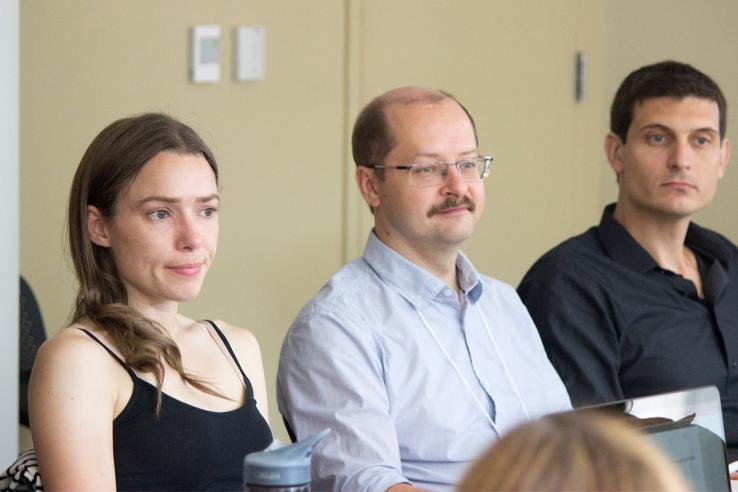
[427,196,475,218]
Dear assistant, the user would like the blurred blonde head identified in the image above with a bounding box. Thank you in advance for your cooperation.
[457,412,691,492]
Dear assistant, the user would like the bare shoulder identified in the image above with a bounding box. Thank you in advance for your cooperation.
[30,324,124,414]
[210,319,260,353]
[36,324,117,370]
[207,319,265,375]
[209,319,269,417]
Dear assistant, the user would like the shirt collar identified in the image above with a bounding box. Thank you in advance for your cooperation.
[686,222,732,304]
[598,203,732,268]
[363,231,483,307]
[597,203,731,303]
[686,222,734,266]
[596,204,656,274]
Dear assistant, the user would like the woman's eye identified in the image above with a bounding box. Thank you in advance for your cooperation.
[148,209,170,220]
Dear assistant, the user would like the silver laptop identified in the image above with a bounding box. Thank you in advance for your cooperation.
[576,385,729,492]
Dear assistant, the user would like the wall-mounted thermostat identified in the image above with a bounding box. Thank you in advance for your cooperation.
[191,25,221,83]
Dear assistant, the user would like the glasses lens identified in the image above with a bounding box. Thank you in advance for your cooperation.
[458,159,482,180]
[409,164,441,186]
[407,157,491,186]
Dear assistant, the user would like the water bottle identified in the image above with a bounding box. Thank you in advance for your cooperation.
[243,428,330,491]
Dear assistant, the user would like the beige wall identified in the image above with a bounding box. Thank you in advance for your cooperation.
[19,0,738,449]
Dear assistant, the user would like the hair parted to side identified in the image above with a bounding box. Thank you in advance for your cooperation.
[457,412,691,492]
[351,88,479,179]
[68,112,221,415]
[611,60,727,143]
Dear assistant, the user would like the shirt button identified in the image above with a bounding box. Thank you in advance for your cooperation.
[733,361,737,368]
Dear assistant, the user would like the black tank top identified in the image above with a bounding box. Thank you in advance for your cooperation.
[81,320,272,491]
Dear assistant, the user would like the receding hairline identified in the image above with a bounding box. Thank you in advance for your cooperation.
[351,87,478,174]
[378,87,450,106]
[374,88,469,145]
[372,88,461,120]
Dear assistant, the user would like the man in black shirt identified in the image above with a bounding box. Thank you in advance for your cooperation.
[518,61,738,459]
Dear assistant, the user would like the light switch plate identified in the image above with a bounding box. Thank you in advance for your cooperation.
[235,26,266,81]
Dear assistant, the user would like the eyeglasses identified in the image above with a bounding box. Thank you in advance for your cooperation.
[365,156,493,187]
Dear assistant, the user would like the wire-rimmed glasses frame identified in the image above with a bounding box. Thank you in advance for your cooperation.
[365,155,493,187]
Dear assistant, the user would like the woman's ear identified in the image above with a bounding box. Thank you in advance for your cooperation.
[87,205,111,247]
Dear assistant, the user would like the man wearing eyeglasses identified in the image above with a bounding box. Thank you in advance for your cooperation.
[277,87,570,492]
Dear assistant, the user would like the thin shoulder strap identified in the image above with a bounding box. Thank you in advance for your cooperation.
[202,320,251,390]
[78,328,136,379]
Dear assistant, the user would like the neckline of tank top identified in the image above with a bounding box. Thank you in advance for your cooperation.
[118,375,254,417]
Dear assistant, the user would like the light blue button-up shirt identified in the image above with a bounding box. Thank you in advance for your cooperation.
[277,233,570,491]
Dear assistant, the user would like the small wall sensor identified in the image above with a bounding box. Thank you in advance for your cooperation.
[191,25,221,83]
[575,51,587,102]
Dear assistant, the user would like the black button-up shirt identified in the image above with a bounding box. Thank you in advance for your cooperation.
[518,204,738,459]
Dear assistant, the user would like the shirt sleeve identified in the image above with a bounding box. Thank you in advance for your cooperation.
[517,255,624,407]
[277,306,411,492]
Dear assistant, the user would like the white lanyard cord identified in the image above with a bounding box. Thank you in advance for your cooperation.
[415,308,501,437]
[476,306,530,420]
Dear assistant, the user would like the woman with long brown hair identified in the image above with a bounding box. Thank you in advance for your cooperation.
[29,113,272,491]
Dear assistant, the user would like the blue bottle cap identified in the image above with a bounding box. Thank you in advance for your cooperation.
[243,428,330,487]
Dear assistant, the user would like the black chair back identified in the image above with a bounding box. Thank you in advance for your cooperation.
[19,276,46,427]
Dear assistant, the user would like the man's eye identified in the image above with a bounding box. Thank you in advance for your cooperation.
[412,165,437,175]
[650,134,665,143]
[696,136,710,145]
[460,160,477,170]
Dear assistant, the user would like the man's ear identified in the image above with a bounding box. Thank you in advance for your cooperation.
[87,205,111,247]
[719,137,731,179]
[355,166,381,210]
[604,132,626,178]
